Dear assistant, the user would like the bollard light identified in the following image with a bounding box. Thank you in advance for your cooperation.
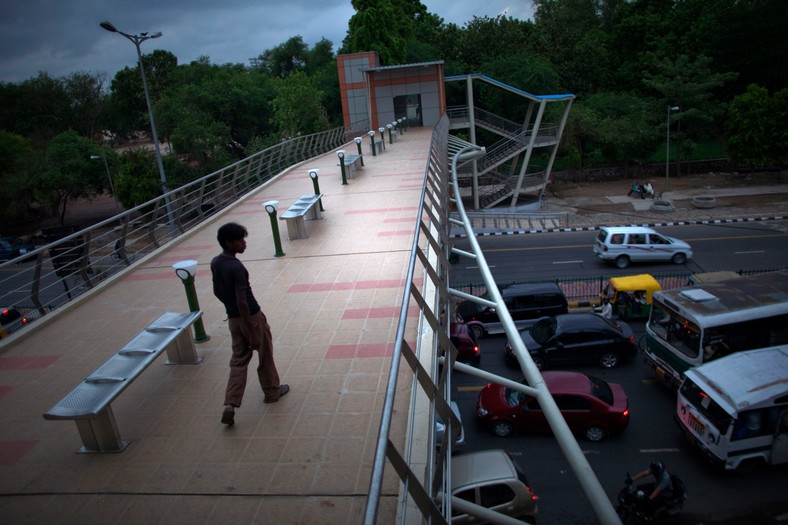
[172,259,210,344]
[309,169,324,211]
[378,128,386,152]
[368,130,377,156]
[263,200,285,257]
[386,124,393,144]
[337,150,348,185]
[353,137,365,166]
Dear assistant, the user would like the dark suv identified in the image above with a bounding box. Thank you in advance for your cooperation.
[457,283,568,339]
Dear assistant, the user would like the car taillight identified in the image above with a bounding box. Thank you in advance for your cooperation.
[526,484,538,501]
[622,409,630,419]
[473,345,479,355]
[629,335,635,345]
[21,317,27,324]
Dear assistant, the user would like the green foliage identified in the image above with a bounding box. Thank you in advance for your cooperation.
[346,0,424,64]
[0,130,38,222]
[271,71,329,138]
[726,84,788,167]
[114,148,164,209]
[40,131,106,224]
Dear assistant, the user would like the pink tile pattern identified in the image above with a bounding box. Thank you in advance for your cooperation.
[0,127,434,523]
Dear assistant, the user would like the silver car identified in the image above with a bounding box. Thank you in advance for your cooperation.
[450,449,538,523]
[594,226,693,269]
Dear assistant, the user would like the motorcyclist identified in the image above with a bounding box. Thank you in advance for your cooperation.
[631,460,674,509]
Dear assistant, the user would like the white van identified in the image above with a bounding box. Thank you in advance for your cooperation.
[593,226,692,269]
[675,346,788,471]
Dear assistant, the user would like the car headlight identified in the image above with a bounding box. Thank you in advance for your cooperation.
[478,408,488,417]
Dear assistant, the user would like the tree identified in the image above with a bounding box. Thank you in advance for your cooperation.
[345,0,429,65]
[256,36,308,78]
[39,131,105,224]
[725,84,788,167]
[270,71,329,138]
[641,53,737,170]
[0,131,38,223]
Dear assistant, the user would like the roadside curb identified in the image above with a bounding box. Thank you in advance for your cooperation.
[450,215,786,239]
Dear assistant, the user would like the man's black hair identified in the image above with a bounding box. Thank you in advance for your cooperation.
[217,222,248,250]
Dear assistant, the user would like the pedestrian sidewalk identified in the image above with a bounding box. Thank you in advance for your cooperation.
[0,129,434,524]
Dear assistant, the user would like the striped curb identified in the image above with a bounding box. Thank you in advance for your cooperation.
[450,215,786,239]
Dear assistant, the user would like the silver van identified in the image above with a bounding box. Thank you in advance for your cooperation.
[594,226,692,269]
[450,449,538,523]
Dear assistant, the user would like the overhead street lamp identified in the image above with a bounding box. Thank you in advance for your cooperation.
[99,20,176,237]
[665,105,680,193]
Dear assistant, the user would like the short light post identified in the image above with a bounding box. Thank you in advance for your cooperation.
[368,130,377,157]
[309,169,324,211]
[665,105,680,193]
[337,150,348,185]
[90,153,122,214]
[100,20,177,238]
[379,127,386,151]
[263,200,285,257]
[172,260,210,344]
[354,137,364,166]
[386,124,393,144]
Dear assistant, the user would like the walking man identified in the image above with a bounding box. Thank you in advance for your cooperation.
[211,222,289,426]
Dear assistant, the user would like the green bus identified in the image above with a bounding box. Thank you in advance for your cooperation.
[643,270,788,391]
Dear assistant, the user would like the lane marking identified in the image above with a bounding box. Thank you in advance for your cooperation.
[640,448,681,453]
[734,250,765,254]
[553,260,583,265]
[464,266,495,269]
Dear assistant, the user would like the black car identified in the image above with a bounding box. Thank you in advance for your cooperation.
[505,313,636,369]
[457,282,568,339]
[0,236,36,262]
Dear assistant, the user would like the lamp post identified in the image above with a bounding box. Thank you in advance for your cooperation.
[172,260,210,344]
[665,105,680,193]
[353,137,364,166]
[368,130,377,157]
[263,200,285,257]
[337,150,348,185]
[90,153,122,214]
[308,169,324,211]
[100,20,176,237]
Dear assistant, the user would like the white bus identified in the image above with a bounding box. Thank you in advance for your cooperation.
[643,270,788,390]
[676,346,788,471]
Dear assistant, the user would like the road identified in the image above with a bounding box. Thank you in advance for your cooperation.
[447,221,788,523]
[450,323,788,524]
[450,222,788,285]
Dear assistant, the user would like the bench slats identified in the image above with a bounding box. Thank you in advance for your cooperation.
[43,311,203,452]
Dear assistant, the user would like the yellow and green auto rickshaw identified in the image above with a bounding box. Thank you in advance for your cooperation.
[601,274,662,320]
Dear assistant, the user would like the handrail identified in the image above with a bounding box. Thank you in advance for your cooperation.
[363,114,622,524]
[0,123,368,340]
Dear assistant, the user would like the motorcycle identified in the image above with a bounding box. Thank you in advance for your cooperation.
[616,472,686,523]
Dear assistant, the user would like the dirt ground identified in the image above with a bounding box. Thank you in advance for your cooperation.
[552,171,788,212]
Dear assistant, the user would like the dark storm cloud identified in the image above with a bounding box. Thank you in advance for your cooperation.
[0,1,533,83]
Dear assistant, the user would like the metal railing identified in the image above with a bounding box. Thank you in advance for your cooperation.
[0,123,367,339]
[363,115,621,524]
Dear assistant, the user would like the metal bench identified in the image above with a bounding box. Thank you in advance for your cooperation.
[338,154,363,179]
[43,311,204,453]
[369,137,385,155]
[279,194,324,240]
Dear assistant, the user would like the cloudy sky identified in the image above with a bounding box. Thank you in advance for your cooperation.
[0,1,535,84]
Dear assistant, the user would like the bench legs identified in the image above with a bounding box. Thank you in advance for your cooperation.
[285,216,308,239]
[165,328,203,365]
[75,405,129,453]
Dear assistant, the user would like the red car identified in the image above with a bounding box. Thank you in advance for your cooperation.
[476,371,629,442]
[450,321,480,365]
